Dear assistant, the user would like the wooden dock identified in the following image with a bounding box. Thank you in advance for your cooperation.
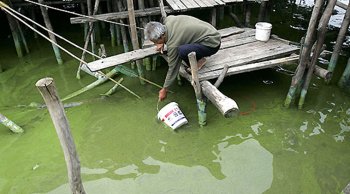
[86,27,299,82]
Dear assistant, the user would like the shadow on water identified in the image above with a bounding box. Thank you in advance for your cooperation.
[0,0,350,193]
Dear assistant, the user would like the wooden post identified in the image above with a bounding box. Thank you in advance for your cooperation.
[30,7,38,38]
[342,182,350,194]
[284,0,324,108]
[138,0,151,71]
[35,78,86,194]
[17,19,29,54]
[188,52,206,126]
[127,0,145,84]
[211,8,217,27]
[258,1,268,22]
[0,113,24,133]
[338,58,350,90]
[116,0,130,53]
[327,2,350,74]
[76,0,100,79]
[80,2,88,40]
[219,7,224,21]
[244,0,251,27]
[107,0,116,47]
[158,0,167,19]
[86,0,96,59]
[38,0,63,65]
[298,0,337,109]
[5,12,23,57]
[214,64,229,88]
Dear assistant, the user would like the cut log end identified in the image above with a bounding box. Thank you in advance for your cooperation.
[36,77,53,87]
[224,108,240,118]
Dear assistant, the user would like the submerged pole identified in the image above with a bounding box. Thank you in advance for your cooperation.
[38,0,63,65]
[127,0,145,84]
[0,113,24,133]
[298,0,337,109]
[36,78,85,194]
[284,0,324,108]
[338,58,350,90]
[327,2,350,75]
[188,52,206,126]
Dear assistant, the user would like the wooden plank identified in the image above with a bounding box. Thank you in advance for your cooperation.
[198,55,299,80]
[201,40,299,69]
[218,27,245,38]
[87,46,159,71]
[200,41,299,73]
[205,0,220,6]
[192,0,208,7]
[70,6,173,24]
[174,0,188,10]
[195,0,212,7]
[166,0,181,11]
[180,0,198,9]
[213,0,225,5]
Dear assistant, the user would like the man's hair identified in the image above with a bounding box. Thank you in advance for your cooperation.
[144,21,166,41]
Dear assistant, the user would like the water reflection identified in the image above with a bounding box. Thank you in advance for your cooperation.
[48,139,273,194]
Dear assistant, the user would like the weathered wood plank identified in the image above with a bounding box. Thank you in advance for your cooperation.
[87,46,158,71]
[173,0,188,10]
[70,6,173,24]
[199,55,299,80]
[219,27,245,38]
[192,0,208,8]
[180,0,198,9]
[195,0,212,7]
[166,0,181,11]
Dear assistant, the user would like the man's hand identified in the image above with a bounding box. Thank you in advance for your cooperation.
[158,88,167,101]
[156,43,164,54]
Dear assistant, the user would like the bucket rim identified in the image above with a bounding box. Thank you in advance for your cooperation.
[255,22,272,29]
[157,102,178,119]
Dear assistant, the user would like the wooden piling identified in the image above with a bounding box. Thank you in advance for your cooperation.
[298,0,337,109]
[115,0,130,53]
[338,58,350,90]
[80,2,88,40]
[284,0,324,108]
[127,0,145,84]
[30,7,38,38]
[87,0,96,59]
[17,19,29,54]
[211,8,217,27]
[188,52,206,126]
[258,1,268,22]
[107,0,116,47]
[5,13,23,57]
[35,78,85,194]
[76,0,100,79]
[38,0,63,65]
[244,0,251,27]
[0,113,24,133]
[327,2,350,75]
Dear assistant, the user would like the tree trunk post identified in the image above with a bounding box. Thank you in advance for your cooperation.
[0,113,24,133]
[298,0,337,109]
[258,1,268,22]
[284,0,324,108]
[244,0,251,27]
[35,78,85,194]
[127,0,145,84]
[107,0,116,47]
[30,7,38,39]
[188,52,206,126]
[327,2,350,75]
[211,8,217,27]
[338,58,350,90]
[38,0,63,65]
[116,0,129,53]
[86,0,96,60]
[5,13,23,58]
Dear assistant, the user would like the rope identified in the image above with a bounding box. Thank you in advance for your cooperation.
[0,3,141,99]
[0,1,100,59]
[24,0,144,30]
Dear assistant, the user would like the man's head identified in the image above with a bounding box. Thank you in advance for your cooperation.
[144,21,166,44]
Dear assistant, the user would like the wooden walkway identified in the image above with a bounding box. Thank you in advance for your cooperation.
[86,27,299,82]
[166,0,268,11]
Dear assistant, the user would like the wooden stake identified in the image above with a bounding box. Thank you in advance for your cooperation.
[0,113,24,133]
[284,0,324,108]
[116,0,130,53]
[30,7,38,38]
[127,0,145,84]
[188,52,206,126]
[211,8,217,27]
[327,2,350,74]
[35,78,86,194]
[87,0,96,59]
[107,0,115,47]
[338,58,350,90]
[298,0,337,109]
[258,1,267,22]
[244,0,251,27]
[5,13,23,57]
[214,64,228,88]
[38,0,63,65]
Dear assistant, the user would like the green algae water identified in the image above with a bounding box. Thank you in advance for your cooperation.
[1,1,350,193]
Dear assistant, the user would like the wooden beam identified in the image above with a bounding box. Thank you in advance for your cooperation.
[70,6,173,24]
[36,78,86,194]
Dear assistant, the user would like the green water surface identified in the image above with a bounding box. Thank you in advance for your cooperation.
[1,2,350,193]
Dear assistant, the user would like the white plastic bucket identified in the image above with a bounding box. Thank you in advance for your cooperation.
[255,22,272,42]
[157,102,188,130]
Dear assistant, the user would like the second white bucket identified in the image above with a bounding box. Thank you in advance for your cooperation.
[158,102,188,130]
[255,22,272,42]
